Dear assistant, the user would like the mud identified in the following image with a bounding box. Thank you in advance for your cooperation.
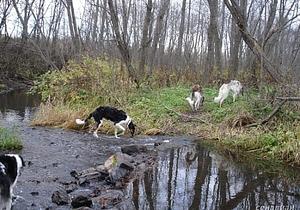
[1,90,300,210]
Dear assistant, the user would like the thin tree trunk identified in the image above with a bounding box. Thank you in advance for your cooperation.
[177,0,186,58]
[138,0,153,81]
[224,0,284,83]
[147,0,170,80]
[108,0,140,88]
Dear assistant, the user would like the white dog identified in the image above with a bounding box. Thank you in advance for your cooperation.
[214,80,243,107]
[186,84,204,111]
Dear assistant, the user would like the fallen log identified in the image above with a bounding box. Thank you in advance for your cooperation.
[245,98,290,128]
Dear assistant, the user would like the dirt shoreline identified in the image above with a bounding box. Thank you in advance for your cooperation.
[9,119,193,209]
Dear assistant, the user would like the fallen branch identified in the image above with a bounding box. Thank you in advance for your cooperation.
[245,99,287,128]
[163,105,210,125]
[276,97,300,101]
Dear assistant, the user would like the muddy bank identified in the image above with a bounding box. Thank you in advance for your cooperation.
[1,90,300,210]
[11,121,187,209]
[11,124,300,210]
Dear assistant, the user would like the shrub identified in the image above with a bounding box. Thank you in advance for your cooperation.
[0,127,22,150]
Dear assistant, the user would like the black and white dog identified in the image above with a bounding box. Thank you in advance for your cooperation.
[186,84,204,111]
[76,106,136,138]
[0,154,25,210]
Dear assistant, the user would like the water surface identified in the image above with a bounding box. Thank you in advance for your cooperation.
[0,90,299,209]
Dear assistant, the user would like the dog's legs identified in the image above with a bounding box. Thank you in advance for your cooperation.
[114,123,126,138]
[93,120,103,138]
[195,99,201,111]
[219,97,224,107]
[233,93,237,102]
[5,196,12,210]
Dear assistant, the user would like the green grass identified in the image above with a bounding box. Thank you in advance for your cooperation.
[126,86,188,127]
[0,127,22,150]
[30,57,300,167]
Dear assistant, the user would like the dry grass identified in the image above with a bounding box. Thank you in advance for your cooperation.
[31,57,300,167]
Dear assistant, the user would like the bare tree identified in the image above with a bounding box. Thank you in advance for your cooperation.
[228,0,247,79]
[224,0,284,83]
[138,0,153,80]
[205,0,221,80]
[63,0,81,53]
[108,0,140,87]
[177,0,186,59]
[147,0,170,80]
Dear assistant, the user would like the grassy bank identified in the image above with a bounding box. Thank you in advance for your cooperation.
[31,57,300,167]
[0,127,22,150]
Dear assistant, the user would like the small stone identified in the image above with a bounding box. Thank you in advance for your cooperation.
[71,195,92,208]
[30,192,39,196]
[121,145,147,156]
[51,189,69,205]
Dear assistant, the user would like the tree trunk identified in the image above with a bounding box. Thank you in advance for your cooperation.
[92,0,100,43]
[228,0,246,79]
[177,0,186,58]
[138,0,153,80]
[147,0,170,80]
[224,0,284,83]
[107,0,140,88]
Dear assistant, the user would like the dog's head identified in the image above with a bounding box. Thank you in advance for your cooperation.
[192,84,202,93]
[1,154,25,176]
[128,121,135,137]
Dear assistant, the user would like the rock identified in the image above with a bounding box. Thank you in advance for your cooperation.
[70,189,93,198]
[121,145,148,156]
[109,167,129,183]
[144,128,163,135]
[65,183,78,193]
[104,153,134,171]
[93,190,124,209]
[51,189,69,205]
[154,142,162,147]
[30,191,39,196]
[71,195,92,208]
[103,153,135,183]
[74,207,92,210]
[70,170,79,178]
[12,196,29,210]
[78,167,109,182]
[119,162,134,171]
[104,155,117,169]
[79,178,90,187]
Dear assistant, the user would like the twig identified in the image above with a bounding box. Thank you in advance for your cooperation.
[276,97,300,101]
[163,105,210,125]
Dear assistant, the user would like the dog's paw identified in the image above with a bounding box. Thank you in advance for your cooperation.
[93,133,99,138]
[115,136,120,139]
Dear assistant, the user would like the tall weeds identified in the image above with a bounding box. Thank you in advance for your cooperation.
[31,57,300,166]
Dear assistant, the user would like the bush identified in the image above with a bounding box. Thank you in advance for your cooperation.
[0,127,22,150]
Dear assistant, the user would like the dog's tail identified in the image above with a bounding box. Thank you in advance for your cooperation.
[214,96,221,103]
[186,97,194,105]
[75,112,93,125]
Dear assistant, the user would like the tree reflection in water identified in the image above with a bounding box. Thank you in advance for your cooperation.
[127,144,300,210]
[0,90,40,122]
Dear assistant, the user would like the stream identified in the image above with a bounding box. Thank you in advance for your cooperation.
[0,90,299,210]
